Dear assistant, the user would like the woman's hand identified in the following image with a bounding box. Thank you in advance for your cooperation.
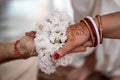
[53,22,92,59]
[18,31,37,58]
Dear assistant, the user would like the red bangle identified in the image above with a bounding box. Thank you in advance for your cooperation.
[14,40,27,59]
[84,18,98,47]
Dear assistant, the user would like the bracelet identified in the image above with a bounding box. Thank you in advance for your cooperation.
[86,16,100,45]
[80,16,102,47]
[84,17,98,46]
[81,20,95,46]
[14,40,27,59]
[96,15,103,44]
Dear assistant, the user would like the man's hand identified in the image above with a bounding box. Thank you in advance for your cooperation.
[18,31,37,58]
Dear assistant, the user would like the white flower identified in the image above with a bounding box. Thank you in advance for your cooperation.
[34,10,74,74]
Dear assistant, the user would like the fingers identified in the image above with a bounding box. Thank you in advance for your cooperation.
[70,41,92,53]
[25,31,36,38]
[70,46,86,53]
[30,49,38,56]
[82,41,92,47]
[52,40,92,60]
[53,40,76,60]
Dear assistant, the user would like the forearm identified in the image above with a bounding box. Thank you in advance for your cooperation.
[94,12,120,39]
[0,42,18,63]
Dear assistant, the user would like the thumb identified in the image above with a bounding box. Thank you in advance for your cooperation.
[25,31,36,38]
[53,40,76,60]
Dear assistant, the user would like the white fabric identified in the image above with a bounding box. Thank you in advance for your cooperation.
[71,0,120,76]
[0,57,38,80]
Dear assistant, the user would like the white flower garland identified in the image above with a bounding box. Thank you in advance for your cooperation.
[34,11,74,74]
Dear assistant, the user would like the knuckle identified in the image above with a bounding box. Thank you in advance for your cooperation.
[59,47,66,55]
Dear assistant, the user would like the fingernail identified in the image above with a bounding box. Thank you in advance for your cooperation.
[53,53,60,60]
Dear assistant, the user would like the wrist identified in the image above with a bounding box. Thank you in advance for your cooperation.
[14,40,28,59]
[79,21,91,38]
[93,18,99,29]
[17,41,27,56]
[80,15,103,47]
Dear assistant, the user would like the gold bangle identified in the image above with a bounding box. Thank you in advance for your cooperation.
[81,19,95,47]
[96,15,103,44]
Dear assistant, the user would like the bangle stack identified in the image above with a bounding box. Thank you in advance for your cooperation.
[14,40,27,59]
[81,15,103,47]
[96,15,103,44]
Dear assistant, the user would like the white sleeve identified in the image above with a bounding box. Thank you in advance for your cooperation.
[71,0,96,23]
